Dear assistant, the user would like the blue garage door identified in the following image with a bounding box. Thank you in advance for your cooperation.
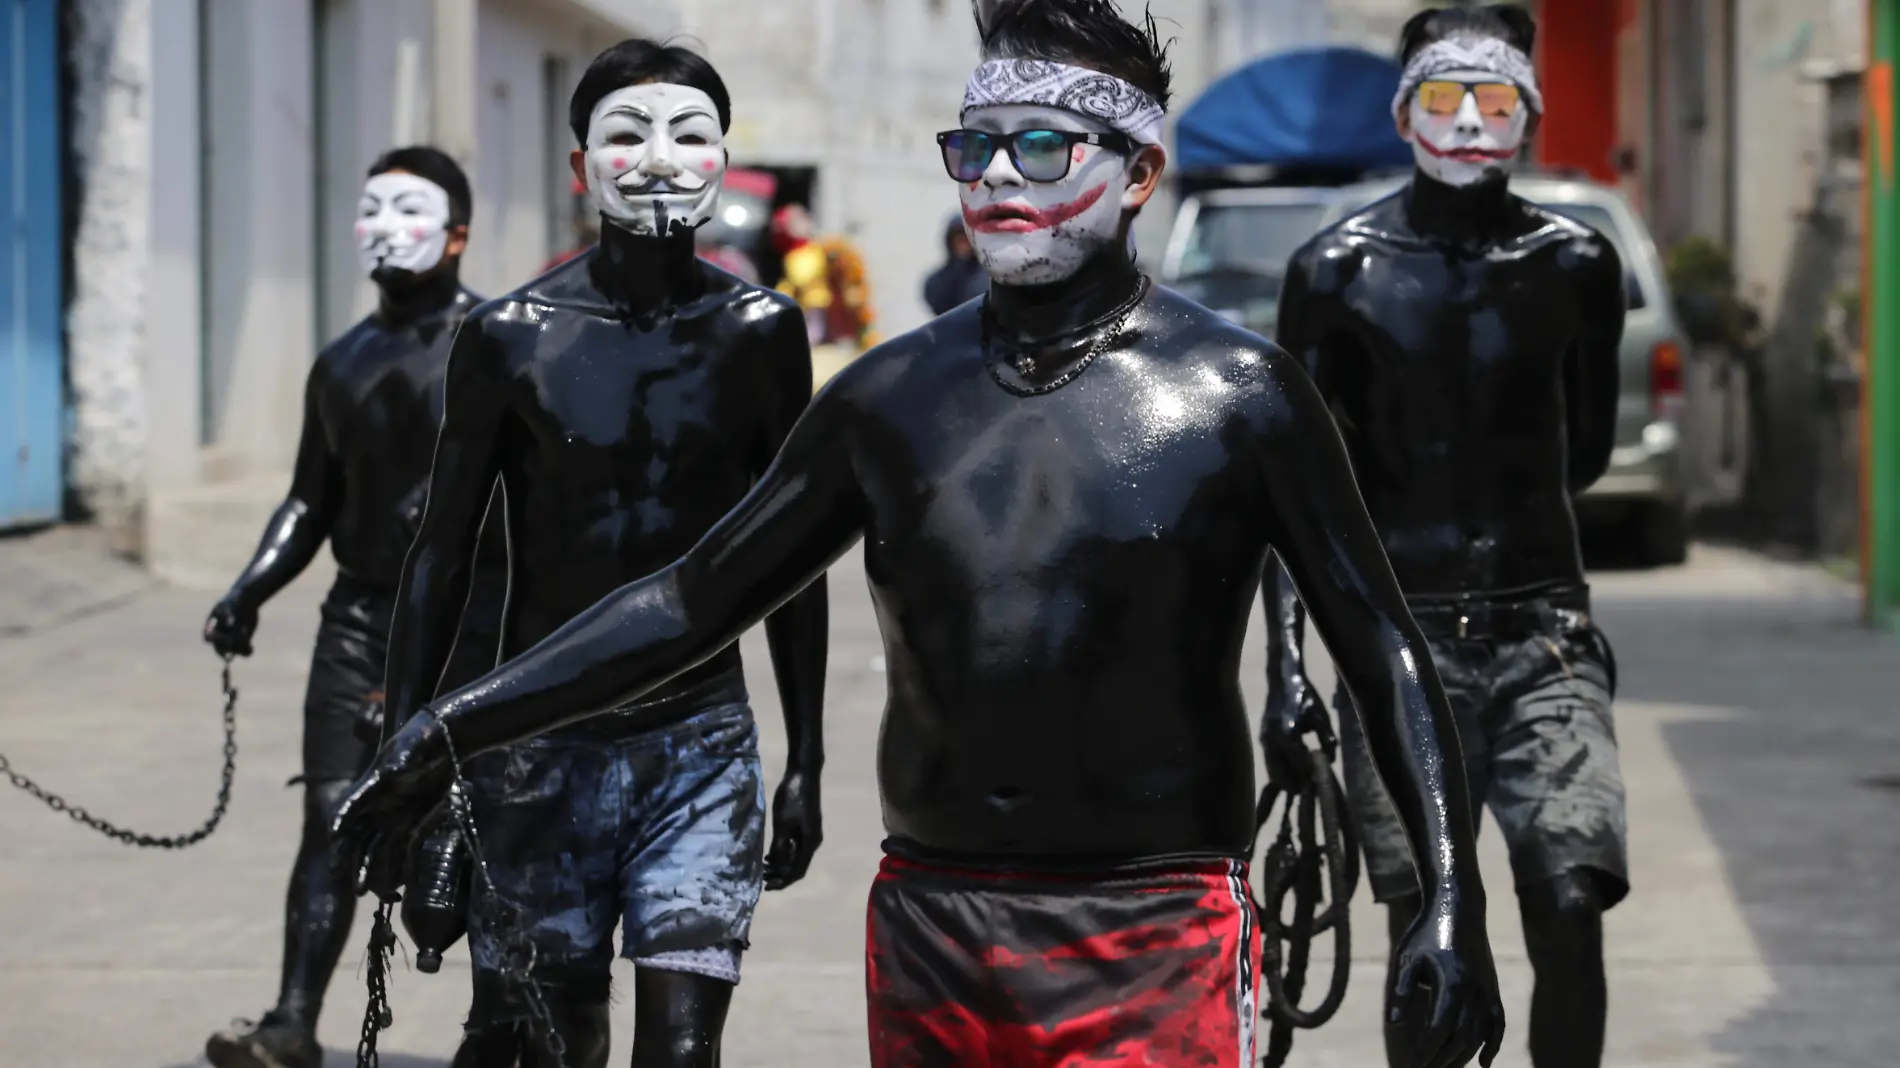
[0,0,63,529]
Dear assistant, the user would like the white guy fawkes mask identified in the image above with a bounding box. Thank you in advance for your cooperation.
[956,104,1139,286]
[1404,68,1532,186]
[355,172,453,278]
[584,83,727,237]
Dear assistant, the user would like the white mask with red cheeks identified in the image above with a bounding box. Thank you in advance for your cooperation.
[958,103,1139,286]
[356,173,452,278]
[584,83,727,237]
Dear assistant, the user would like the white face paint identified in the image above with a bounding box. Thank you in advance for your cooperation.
[355,172,453,278]
[957,104,1142,286]
[585,83,727,237]
[1404,68,1531,187]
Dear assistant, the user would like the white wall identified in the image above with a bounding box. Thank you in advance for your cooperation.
[1730,0,1861,320]
[147,0,204,495]
[200,0,318,471]
[65,0,154,549]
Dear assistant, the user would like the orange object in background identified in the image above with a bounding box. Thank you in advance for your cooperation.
[1533,0,1621,182]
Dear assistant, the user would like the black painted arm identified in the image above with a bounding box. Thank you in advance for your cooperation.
[1564,237,1626,494]
[1254,349,1482,903]
[220,362,342,610]
[1262,251,1322,700]
[756,308,830,772]
[381,314,509,733]
[416,382,867,758]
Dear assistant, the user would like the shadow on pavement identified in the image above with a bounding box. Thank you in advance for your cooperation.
[1598,585,1900,1067]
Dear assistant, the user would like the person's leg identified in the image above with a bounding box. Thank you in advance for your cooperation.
[461,742,622,1068]
[630,969,735,1068]
[1518,870,1607,1068]
[1488,618,1628,1068]
[276,778,360,1021]
[208,615,381,1068]
[620,702,765,1067]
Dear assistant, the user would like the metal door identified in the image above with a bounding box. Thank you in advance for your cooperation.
[0,0,63,529]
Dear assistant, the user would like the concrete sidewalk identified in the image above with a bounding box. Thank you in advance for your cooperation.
[0,540,1893,1067]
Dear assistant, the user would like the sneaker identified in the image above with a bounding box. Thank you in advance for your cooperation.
[204,1010,321,1068]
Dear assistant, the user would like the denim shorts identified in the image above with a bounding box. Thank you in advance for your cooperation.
[460,700,766,989]
[1335,608,1629,908]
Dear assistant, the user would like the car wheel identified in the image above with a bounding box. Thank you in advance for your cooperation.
[1634,500,1690,567]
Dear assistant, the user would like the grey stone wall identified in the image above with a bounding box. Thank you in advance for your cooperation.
[64,0,152,555]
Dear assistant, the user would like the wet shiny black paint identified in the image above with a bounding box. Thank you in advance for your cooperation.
[1275,173,1625,599]
[377,223,828,748]
[361,245,1484,880]
[214,271,503,617]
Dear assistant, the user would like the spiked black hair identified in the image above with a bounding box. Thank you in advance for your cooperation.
[973,0,1174,112]
[568,38,732,147]
[368,145,473,227]
[1397,4,1537,66]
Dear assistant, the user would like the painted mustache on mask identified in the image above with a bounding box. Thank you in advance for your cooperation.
[962,183,1108,233]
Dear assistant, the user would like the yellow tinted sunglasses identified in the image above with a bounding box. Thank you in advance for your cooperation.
[1416,80,1522,118]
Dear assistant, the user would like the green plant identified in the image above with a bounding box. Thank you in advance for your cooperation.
[1666,236,1762,348]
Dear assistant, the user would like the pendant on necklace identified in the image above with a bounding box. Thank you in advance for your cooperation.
[1015,354,1038,376]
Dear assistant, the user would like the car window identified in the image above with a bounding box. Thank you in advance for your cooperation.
[1175,202,1330,282]
[1532,202,1649,310]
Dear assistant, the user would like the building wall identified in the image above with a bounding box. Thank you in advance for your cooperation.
[1730,0,1863,321]
[65,0,153,551]
[63,0,655,572]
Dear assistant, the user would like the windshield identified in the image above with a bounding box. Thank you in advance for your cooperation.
[1170,201,1329,337]
[1175,202,1329,282]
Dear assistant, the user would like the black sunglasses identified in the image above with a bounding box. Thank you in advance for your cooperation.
[936,128,1135,183]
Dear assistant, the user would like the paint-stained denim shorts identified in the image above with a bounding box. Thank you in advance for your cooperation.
[461,701,766,987]
[1335,609,1630,908]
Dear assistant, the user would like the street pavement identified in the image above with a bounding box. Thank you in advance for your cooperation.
[0,536,1896,1067]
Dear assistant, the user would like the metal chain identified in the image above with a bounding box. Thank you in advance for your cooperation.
[354,722,568,1068]
[0,653,240,849]
[439,725,570,1067]
[355,898,399,1067]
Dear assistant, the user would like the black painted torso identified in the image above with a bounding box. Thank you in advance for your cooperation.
[1277,177,1624,597]
[310,287,490,585]
[380,228,816,732]
[856,284,1274,858]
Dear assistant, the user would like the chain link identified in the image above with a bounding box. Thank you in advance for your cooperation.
[354,722,568,1068]
[355,898,399,1067]
[0,653,240,849]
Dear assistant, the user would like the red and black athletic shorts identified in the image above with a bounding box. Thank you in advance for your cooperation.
[865,854,1263,1068]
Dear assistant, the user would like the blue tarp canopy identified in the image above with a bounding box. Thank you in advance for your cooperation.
[1175,47,1414,174]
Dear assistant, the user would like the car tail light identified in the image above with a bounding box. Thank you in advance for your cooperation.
[1650,339,1684,420]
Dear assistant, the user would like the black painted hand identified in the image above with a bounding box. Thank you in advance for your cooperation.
[1262,671,1331,789]
[762,763,823,891]
[330,711,454,901]
[1387,893,1507,1068]
[203,596,258,658]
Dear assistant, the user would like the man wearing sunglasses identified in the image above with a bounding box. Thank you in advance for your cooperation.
[1265,7,1629,1068]
[334,3,1504,1066]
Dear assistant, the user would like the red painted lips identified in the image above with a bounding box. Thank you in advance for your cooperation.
[963,182,1108,233]
[1417,137,1516,163]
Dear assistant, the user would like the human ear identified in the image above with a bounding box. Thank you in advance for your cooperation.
[569,149,586,187]
[1121,144,1168,211]
[1395,107,1413,139]
[445,225,469,260]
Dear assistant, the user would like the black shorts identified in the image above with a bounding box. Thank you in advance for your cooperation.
[865,854,1262,1067]
[300,574,503,784]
